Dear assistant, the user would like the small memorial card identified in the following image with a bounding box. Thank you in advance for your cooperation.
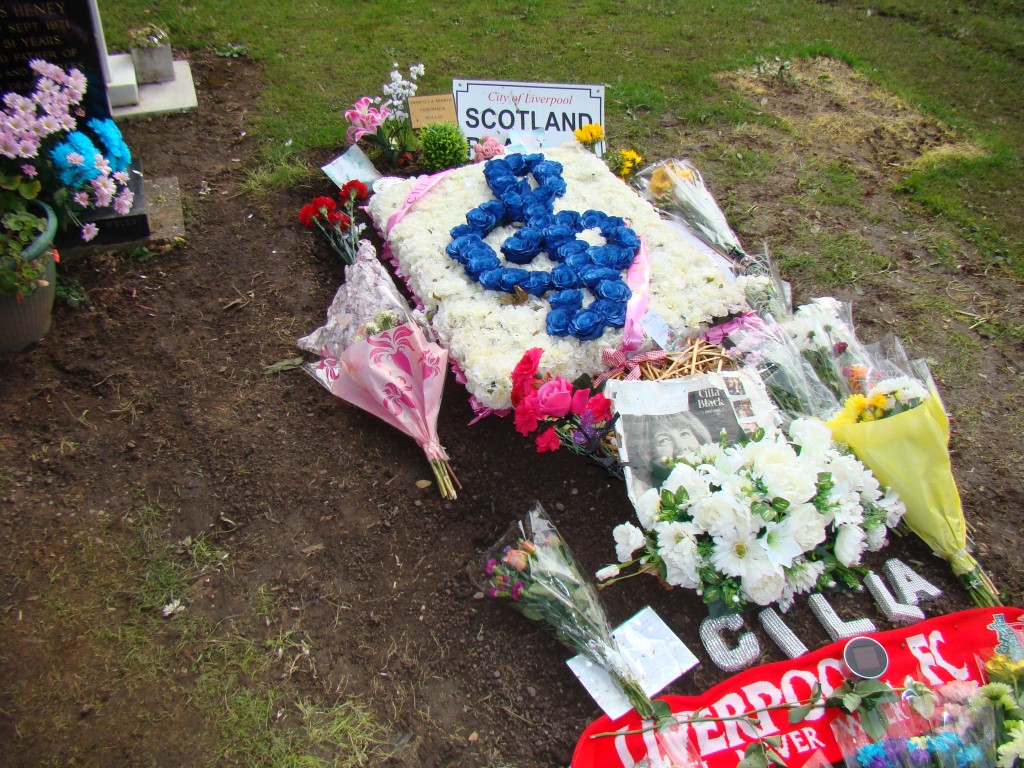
[321,144,381,189]
[408,94,458,129]
[567,606,699,721]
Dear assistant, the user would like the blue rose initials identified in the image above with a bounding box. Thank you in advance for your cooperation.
[444,153,640,342]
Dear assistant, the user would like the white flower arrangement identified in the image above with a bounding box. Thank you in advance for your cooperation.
[600,417,906,611]
[368,143,756,410]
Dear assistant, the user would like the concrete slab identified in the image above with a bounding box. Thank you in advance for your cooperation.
[106,53,139,108]
[111,61,198,119]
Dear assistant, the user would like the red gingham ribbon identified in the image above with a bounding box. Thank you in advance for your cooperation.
[593,348,668,387]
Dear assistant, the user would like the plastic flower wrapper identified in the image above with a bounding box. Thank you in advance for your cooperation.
[599,418,906,612]
[633,159,747,267]
[298,240,460,499]
[721,313,841,420]
[825,348,1000,607]
[509,348,622,478]
[780,297,879,401]
[478,502,659,721]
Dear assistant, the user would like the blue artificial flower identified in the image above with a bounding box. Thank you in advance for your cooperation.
[484,157,513,179]
[501,228,543,264]
[563,251,592,271]
[50,131,103,188]
[464,251,502,278]
[503,154,525,174]
[487,173,519,196]
[531,160,563,178]
[547,289,583,311]
[589,244,636,271]
[500,191,525,221]
[448,227,483,245]
[498,268,532,292]
[525,211,554,230]
[550,264,580,290]
[568,308,605,341]
[553,239,588,262]
[594,278,632,302]
[599,215,626,236]
[607,225,641,250]
[592,299,627,326]
[519,271,552,296]
[541,224,574,249]
[86,118,131,173]
[545,307,573,336]
[466,206,499,235]
[541,174,567,196]
[580,209,608,230]
[478,268,506,291]
[578,265,621,288]
[553,210,581,230]
[520,153,543,170]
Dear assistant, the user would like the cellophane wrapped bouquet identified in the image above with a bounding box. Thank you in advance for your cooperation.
[298,240,460,498]
[478,503,659,721]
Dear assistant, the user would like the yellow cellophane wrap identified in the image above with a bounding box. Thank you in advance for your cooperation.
[828,389,967,567]
[828,388,1000,604]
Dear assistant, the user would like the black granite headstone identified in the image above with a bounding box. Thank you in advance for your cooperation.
[0,0,109,116]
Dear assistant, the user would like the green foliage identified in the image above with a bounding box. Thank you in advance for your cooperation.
[418,122,469,172]
[0,208,49,298]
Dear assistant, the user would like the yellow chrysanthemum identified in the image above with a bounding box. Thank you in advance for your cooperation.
[573,123,604,145]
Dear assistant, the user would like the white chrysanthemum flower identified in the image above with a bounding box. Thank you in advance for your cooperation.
[656,522,701,589]
[613,522,646,563]
[876,489,906,528]
[595,564,620,582]
[864,523,888,551]
[783,557,826,599]
[834,523,867,567]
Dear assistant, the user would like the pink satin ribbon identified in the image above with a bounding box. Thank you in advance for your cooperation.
[385,169,456,236]
[621,236,651,354]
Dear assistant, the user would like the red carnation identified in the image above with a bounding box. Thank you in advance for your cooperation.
[298,204,316,227]
[534,427,561,453]
[510,347,545,406]
[340,179,369,201]
[585,393,613,423]
[312,196,336,213]
[513,393,540,436]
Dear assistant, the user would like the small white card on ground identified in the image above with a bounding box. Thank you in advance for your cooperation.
[321,144,382,189]
[567,606,699,721]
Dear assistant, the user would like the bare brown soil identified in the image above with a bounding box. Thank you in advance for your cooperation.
[1,53,1021,768]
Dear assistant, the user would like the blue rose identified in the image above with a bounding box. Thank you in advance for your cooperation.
[594,278,632,303]
[466,206,498,234]
[456,241,496,267]
[479,268,505,291]
[548,289,583,311]
[589,245,635,271]
[498,268,530,292]
[465,252,502,278]
[542,225,574,249]
[504,154,526,174]
[554,210,582,230]
[480,199,507,224]
[501,228,543,264]
[569,308,606,341]
[500,191,525,221]
[520,271,552,295]
[579,265,621,288]
[531,185,557,206]
[533,160,563,177]
[564,251,592,271]
[541,175,567,197]
[484,158,513,178]
[581,209,608,230]
[445,233,482,258]
[487,174,519,196]
[450,225,483,241]
[545,308,574,336]
[599,215,626,236]
[554,239,588,262]
[521,153,544,170]
[526,211,554,230]
[550,264,581,289]
[515,178,531,196]
[607,225,641,250]
[592,299,627,326]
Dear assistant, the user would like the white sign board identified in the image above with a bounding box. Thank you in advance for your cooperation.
[452,79,604,149]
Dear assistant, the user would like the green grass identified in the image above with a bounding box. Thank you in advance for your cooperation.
[96,0,1023,273]
[9,499,387,767]
[776,230,894,288]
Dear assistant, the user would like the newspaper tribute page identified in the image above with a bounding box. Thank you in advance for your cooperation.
[605,370,779,503]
